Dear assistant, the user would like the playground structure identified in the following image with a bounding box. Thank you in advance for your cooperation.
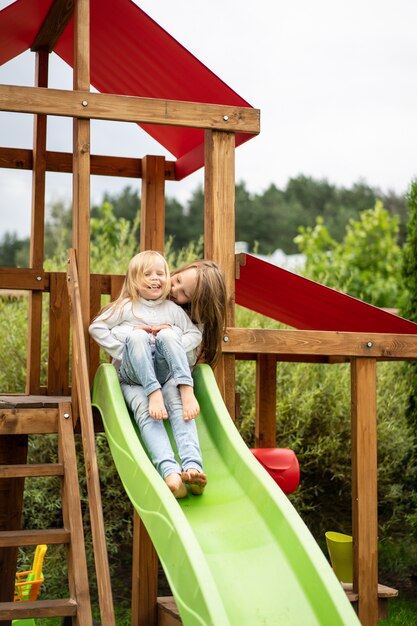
[1,1,417,625]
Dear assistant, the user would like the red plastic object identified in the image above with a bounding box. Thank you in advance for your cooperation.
[251,448,300,494]
[237,253,417,334]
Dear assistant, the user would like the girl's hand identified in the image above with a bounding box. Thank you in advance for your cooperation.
[134,325,152,333]
[151,323,172,335]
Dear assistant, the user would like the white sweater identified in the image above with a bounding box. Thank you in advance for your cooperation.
[89,298,202,365]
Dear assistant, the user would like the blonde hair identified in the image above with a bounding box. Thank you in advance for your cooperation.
[171,260,226,367]
[96,250,171,320]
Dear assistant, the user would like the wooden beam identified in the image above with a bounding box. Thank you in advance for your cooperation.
[26,49,48,395]
[67,249,116,626]
[255,354,277,447]
[351,358,378,626]
[204,130,236,417]
[31,0,74,52]
[131,512,158,626]
[72,0,91,369]
[0,147,177,179]
[0,85,260,134]
[222,327,417,358]
[140,155,166,253]
[0,409,58,434]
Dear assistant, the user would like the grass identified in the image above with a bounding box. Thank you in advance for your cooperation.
[382,598,417,625]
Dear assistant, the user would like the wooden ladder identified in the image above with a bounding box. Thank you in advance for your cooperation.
[0,402,93,626]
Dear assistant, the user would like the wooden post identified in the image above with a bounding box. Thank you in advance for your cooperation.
[26,48,48,394]
[131,511,158,626]
[255,354,277,447]
[131,155,165,624]
[351,357,378,626]
[140,155,166,253]
[204,129,236,417]
[72,0,91,346]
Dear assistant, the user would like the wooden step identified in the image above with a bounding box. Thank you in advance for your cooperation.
[0,598,77,620]
[0,528,70,547]
[0,463,64,478]
[342,583,398,621]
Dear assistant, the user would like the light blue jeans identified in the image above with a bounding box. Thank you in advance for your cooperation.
[121,378,203,479]
[118,328,194,395]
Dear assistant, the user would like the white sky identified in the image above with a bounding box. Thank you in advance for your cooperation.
[1,0,417,238]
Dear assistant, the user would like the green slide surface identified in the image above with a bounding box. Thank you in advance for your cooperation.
[92,363,359,626]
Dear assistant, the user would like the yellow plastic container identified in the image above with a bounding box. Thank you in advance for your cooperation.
[325,532,353,583]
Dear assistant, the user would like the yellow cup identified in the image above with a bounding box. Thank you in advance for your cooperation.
[325,531,353,583]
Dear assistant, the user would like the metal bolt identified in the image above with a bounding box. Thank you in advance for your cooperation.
[82,100,88,107]
[223,115,229,121]
[36,276,42,281]
[63,413,70,419]
[367,341,373,348]
[223,335,229,343]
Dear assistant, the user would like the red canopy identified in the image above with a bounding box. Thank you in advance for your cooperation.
[0,0,255,179]
[236,254,417,333]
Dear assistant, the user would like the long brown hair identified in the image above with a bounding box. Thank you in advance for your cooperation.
[171,260,226,367]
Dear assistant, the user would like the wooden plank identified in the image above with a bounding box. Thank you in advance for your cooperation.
[0,463,63,478]
[0,268,45,291]
[48,272,70,394]
[0,148,177,179]
[110,274,124,301]
[157,597,182,626]
[66,249,115,626]
[0,598,77,620]
[140,155,166,253]
[0,409,58,434]
[89,274,102,383]
[255,354,277,447]
[26,49,48,393]
[0,435,28,612]
[204,130,236,417]
[132,511,158,626]
[31,0,74,52]
[222,328,417,358]
[0,528,70,546]
[58,403,93,625]
[0,85,261,134]
[351,358,378,626]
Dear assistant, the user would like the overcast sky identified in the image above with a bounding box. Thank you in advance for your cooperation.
[1,0,417,239]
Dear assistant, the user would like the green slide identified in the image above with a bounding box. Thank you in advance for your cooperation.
[92,363,359,626]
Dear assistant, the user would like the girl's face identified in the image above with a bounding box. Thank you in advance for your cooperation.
[170,268,197,305]
[138,257,168,300]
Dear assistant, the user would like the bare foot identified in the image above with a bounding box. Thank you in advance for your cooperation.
[165,473,187,499]
[179,385,200,420]
[181,469,207,496]
[149,389,168,420]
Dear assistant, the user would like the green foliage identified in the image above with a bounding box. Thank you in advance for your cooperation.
[295,201,402,307]
[399,179,417,535]
[0,296,28,391]
[1,176,406,266]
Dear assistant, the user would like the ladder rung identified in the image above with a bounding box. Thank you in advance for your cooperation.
[0,528,70,547]
[0,598,77,620]
[0,463,64,478]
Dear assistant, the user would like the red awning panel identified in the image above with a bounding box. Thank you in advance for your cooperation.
[0,0,255,179]
[236,254,417,334]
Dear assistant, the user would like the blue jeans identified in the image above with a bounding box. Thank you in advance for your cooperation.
[118,328,194,395]
[121,378,203,479]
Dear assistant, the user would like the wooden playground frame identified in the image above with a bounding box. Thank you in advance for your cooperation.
[1,1,417,625]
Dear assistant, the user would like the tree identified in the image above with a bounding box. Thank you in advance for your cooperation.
[399,180,417,433]
[295,200,402,308]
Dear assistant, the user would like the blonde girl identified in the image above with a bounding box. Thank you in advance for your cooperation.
[90,251,206,498]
